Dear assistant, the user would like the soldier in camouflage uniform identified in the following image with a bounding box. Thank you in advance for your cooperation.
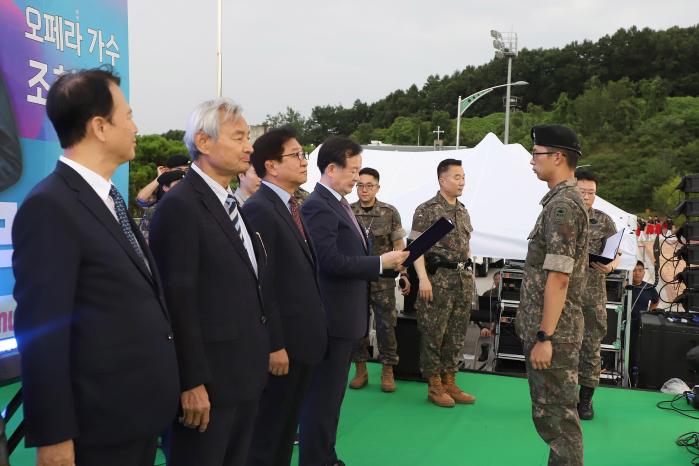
[515,125,589,465]
[293,186,310,206]
[411,159,476,408]
[575,169,621,421]
[348,168,410,392]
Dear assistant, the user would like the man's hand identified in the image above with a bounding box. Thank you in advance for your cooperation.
[37,440,74,466]
[419,277,433,302]
[380,250,410,270]
[399,275,411,295]
[480,327,492,338]
[180,384,211,432]
[269,349,289,376]
[529,341,553,370]
[590,261,612,274]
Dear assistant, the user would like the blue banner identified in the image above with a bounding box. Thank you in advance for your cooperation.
[0,0,130,339]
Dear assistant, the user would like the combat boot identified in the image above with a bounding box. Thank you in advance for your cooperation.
[427,375,455,408]
[380,365,396,392]
[349,362,368,389]
[578,385,595,420]
[441,372,476,404]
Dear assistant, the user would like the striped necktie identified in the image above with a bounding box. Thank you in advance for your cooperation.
[225,194,245,245]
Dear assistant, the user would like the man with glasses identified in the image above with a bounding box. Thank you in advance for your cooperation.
[575,169,621,421]
[411,159,477,408]
[243,127,327,466]
[348,167,410,393]
[515,125,589,466]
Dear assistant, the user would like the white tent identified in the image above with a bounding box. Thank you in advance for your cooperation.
[303,133,638,270]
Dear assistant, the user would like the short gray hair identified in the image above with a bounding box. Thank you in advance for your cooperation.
[183,97,243,159]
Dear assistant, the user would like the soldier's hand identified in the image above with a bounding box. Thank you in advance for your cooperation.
[399,275,411,295]
[419,277,433,302]
[530,341,553,370]
[590,261,612,274]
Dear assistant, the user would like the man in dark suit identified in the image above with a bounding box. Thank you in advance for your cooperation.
[149,98,269,466]
[243,127,327,466]
[299,136,408,466]
[12,68,180,466]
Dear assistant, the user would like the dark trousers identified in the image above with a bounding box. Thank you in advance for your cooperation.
[74,436,158,466]
[299,337,354,466]
[169,399,259,466]
[247,363,314,466]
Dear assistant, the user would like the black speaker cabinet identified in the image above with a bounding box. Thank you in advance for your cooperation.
[637,313,699,390]
[394,313,422,381]
[500,270,523,301]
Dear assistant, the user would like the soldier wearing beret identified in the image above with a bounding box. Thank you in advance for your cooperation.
[411,158,476,408]
[515,124,589,465]
[348,167,410,393]
[575,169,621,420]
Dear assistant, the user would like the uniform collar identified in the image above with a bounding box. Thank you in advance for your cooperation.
[433,191,462,209]
[540,178,576,206]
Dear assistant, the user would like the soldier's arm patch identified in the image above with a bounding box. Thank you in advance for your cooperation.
[552,205,570,224]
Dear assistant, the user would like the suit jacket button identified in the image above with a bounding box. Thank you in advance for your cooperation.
[260,316,267,325]
[167,332,174,341]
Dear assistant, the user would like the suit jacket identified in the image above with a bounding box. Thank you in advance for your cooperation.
[242,183,327,365]
[149,169,269,406]
[301,183,379,340]
[12,161,180,447]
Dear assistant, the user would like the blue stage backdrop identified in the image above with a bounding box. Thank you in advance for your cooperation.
[0,0,130,342]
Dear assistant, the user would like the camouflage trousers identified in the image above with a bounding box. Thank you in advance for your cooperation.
[578,304,607,388]
[352,289,398,365]
[415,286,471,378]
[525,342,583,466]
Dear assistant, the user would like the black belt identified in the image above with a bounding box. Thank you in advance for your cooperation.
[438,259,473,271]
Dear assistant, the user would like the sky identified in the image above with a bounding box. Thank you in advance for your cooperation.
[128,0,698,134]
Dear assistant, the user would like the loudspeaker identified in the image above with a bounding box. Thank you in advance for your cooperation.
[394,313,422,381]
[602,305,621,346]
[637,313,699,390]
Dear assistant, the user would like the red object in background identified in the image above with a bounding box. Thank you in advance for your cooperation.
[636,226,641,236]
[646,223,654,235]
[654,223,662,235]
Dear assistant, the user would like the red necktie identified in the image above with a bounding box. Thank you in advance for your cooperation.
[288,196,306,240]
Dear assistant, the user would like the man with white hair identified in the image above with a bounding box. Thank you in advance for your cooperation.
[149,98,269,466]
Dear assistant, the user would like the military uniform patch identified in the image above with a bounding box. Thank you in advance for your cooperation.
[553,206,569,224]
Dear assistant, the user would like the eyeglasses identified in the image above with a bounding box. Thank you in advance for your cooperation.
[530,150,558,158]
[281,151,308,161]
[356,183,377,190]
[579,190,596,197]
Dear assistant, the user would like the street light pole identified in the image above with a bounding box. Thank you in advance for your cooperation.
[455,81,528,149]
[491,30,519,144]
[504,55,513,144]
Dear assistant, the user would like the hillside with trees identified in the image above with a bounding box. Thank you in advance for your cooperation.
[130,24,699,216]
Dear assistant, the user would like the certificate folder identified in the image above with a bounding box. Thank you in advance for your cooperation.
[589,228,625,265]
[403,217,454,267]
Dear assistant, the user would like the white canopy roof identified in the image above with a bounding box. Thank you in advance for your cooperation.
[303,133,638,270]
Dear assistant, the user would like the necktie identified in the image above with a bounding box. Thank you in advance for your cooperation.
[109,185,148,265]
[288,196,306,240]
[225,194,246,246]
[340,197,367,249]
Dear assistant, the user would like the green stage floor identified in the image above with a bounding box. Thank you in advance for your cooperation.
[3,362,697,465]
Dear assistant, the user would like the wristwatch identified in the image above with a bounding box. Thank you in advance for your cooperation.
[536,330,553,342]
